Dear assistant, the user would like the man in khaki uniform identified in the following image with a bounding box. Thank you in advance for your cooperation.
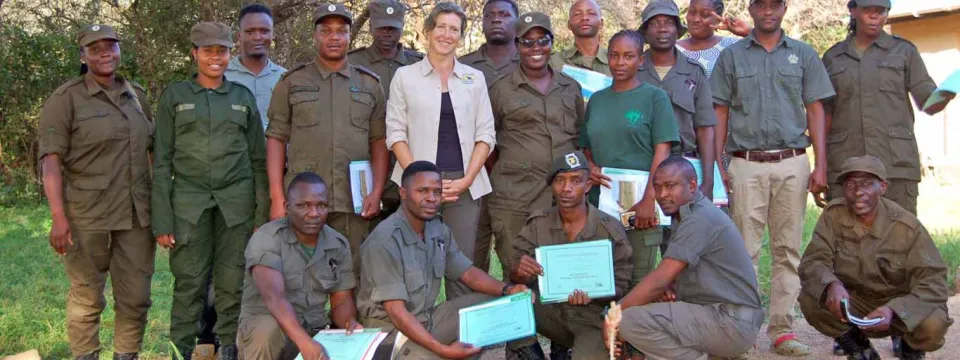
[506,151,633,360]
[485,11,585,301]
[238,172,360,360]
[549,0,610,76]
[349,0,423,231]
[358,161,530,360]
[799,155,952,360]
[821,0,954,215]
[609,156,763,360]
[267,3,389,266]
[39,24,156,360]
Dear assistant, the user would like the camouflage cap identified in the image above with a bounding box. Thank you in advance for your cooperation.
[77,24,120,47]
[837,155,887,183]
[369,0,405,30]
[314,3,353,25]
[639,0,687,38]
[190,22,233,48]
[515,12,553,38]
[852,0,891,9]
[548,150,590,184]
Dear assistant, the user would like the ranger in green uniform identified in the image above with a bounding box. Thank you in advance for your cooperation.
[506,151,633,360]
[822,0,954,215]
[549,0,610,76]
[267,4,389,267]
[358,161,530,360]
[238,172,360,360]
[636,1,717,198]
[152,22,269,360]
[39,24,155,360]
[349,0,423,232]
[486,11,585,295]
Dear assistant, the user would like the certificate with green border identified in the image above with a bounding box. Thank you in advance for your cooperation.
[458,291,536,347]
[535,240,616,304]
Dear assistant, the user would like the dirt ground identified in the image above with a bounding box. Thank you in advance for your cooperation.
[479,296,959,360]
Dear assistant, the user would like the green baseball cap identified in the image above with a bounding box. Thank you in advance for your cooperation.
[314,3,353,25]
[190,22,233,48]
[516,12,553,38]
[369,0,405,29]
[836,155,887,183]
[77,24,120,47]
[639,0,687,38]
[548,151,590,184]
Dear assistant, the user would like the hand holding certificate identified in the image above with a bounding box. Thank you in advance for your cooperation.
[295,328,387,360]
[598,167,671,227]
[459,291,536,348]
[536,240,617,304]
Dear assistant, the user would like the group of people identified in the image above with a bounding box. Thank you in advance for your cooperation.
[38,0,955,359]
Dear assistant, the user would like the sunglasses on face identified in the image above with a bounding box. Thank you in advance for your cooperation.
[517,35,553,49]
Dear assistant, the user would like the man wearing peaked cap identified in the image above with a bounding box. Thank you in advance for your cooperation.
[153,21,268,360]
[799,155,952,360]
[349,0,424,235]
[506,151,633,360]
[266,1,389,281]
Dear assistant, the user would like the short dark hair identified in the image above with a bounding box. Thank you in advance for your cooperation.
[657,156,698,183]
[238,3,273,25]
[401,161,441,187]
[286,172,326,198]
[484,0,519,17]
[608,30,644,53]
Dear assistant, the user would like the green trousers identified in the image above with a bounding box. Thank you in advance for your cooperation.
[169,205,252,357]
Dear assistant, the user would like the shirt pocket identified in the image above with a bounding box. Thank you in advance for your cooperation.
[828,65,854,97]
[777,66,804,106]
[733,68,759,114]
[876,254,907,289]
[350,90,375,131]
[284,270,304,295]
[72,107,116,145]
[403,268,427,302]
[877,57,906,94]
[312,258,342,293]
[560,97,579,135]
[65,175,110,218]
[887,128,919,168]
[290,91,321,128]
[174,106,199,136]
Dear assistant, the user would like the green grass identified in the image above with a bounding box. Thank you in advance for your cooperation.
[1,202,957,359]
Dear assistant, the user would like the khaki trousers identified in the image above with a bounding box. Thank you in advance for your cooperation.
[728,153,809,340]
[627,229,661,287]
[507,303,607,359]
[619,302,763,360]
[472,198,497,275]
[65,220,156,357]
[798,291,952,352]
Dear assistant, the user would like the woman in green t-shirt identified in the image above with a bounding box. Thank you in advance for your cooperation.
[579,30,679,286]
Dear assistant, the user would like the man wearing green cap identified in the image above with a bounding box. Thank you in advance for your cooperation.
[153,21,268,360]
[267,3,388,270]
[636,0,717,204]
[349,0,423,233]
[39,23,155,360]
[485,11,586,301]
[506,150,633,360]
[799,155,952,360]
[821,0,954,216]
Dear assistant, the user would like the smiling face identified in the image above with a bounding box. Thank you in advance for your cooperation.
[314,16,351,61]
[239,12,274,59]
[567,0,603,38]
[643,15,679,52]
[842,172,887,218]
[518,27,552,72]
[287,182,330,237]
[852,5,888,38]
[427,12,463,56]
[749,0,787,34]
[82,39,121,77]
[482,1,517,45]
[607,35,643,83]
[686,0,719,40]
[192,45,230,79]
[400,171,443,221]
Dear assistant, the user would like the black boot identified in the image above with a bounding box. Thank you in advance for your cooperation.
[114,353,139,360]
[892,333,903,357]
[835,328,880,360]
[549,343,571,360]
[217,344,237,360]
[833,340,847,356]
[506,343,546,360]
[898,338,926,360]
[76,350,100,360]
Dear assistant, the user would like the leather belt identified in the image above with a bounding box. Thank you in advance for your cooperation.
[731,149,805,163]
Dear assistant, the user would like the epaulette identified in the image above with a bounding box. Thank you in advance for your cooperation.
[348,47,368,55]
[890,34,918,49]
[884,198,921,230]
[256,218,288,236]
[354,64,381,82]
[280,63,308,80]
[54,77,85,95]
[129,79,147,93]
[597,211,629,241]
[525,207,552,224]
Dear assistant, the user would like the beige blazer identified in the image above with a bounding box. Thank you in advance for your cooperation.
[385,57,496,200]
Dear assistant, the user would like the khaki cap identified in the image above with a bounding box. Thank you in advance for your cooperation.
[369,0,405,30]
[77,24,120,47]
[190,22,233,48]
[639,0,687,38]
[516,12,553,38]
[836,155,887,183]
[548,151,590,184]
[314,3,353,25]
[853,0,891,9]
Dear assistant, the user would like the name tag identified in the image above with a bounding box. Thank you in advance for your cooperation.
[231,104,248,113]
[176,104,195,112]
[462,74,475,85]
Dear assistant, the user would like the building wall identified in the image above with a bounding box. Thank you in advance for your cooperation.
[890,12,960,164]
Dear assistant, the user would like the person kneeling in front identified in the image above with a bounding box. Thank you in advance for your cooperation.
[506,151,633,360]
[799,155,953,360]
[605,156,764,360]
[358,161,530,359]
[237,172,361,360]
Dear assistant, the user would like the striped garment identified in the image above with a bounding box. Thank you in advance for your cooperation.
[677,36,740,78]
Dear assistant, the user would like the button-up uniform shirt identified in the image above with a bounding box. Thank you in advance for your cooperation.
[550,46,611,76]
[225,56,286,131]
[349,45,423,100]
[460,43,522,86]
[637,49,717,154]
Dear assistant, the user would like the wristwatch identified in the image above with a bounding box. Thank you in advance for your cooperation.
[501,283,515,296]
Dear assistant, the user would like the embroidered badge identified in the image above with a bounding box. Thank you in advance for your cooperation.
[462,74,475,85]
[565,153,581,168]
[92,25,100,31]
[386,6,395,15]
[328,4,337,11]
[788,53,799,65]
[231,104,248,113]
[176,104,195,112]
[525,16,533,23]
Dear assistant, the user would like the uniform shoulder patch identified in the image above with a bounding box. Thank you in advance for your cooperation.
[280,63,308,80]
[354,64,381,82]
[128,79,147,92]
[54,77,85,95]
